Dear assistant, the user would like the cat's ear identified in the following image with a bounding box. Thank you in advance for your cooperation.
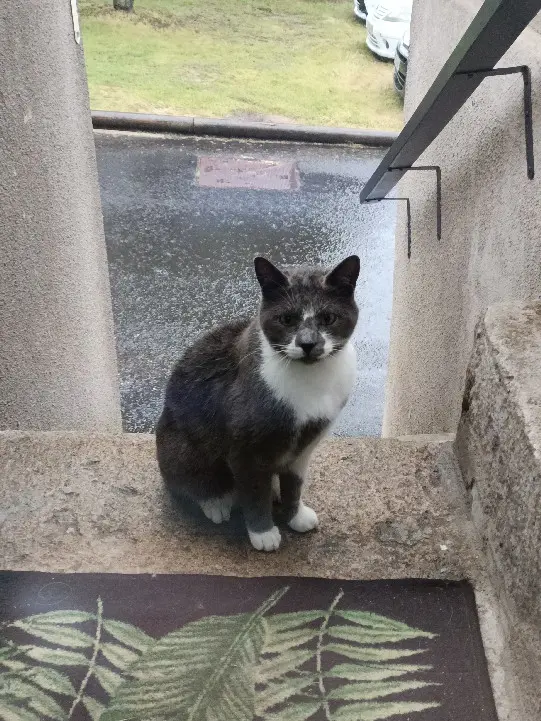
[254,257,289,298]
[325,255,360,295]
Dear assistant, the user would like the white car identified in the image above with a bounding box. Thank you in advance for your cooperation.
[353,0,377,22]
[365,1,412,60]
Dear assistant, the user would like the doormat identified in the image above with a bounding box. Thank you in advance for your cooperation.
[0,573,497,721]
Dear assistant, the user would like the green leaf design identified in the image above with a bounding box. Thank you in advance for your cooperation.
[0,701,41,721]
[23,647,89,667]
[265,612,324,633]
[102,621,153,653]
[328,679,436,701]
[325,662,431,681]
[325,643,427,663]
[0,600,155,721]
[83,697,107,721]
[256,591,440,721]
[0,663,26,673]
[0,587,440,721]
[100,644,140,670]
[102,588,287,721]
[258,649,313,683]
[0,646,19,662]
[13,621,94,649]
[264,626,320,655]
[257,674,318,713]
[0,677,67,720]
[22,667,76,696]
[332,701,440,720]
[94,665,124,696]
[327,625,434,645]
[335,611,432,633]
[15,611,94,626]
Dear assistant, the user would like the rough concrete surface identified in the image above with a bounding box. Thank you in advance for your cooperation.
[0,431,479,582]
[95,132,396,436]
[0,426,529,721]
[0,2,121,431]
[456,301,541,721]
[383,0,541,436]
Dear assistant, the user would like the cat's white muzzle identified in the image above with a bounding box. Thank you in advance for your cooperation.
[284,334,334,362]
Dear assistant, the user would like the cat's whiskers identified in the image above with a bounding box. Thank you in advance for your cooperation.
[274,343,297,362]
[237,348,261,366]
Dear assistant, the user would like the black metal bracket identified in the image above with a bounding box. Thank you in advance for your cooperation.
[361,165,440,259]
[389,165,442,240]
[455,65,534,179]
[365,197,412,258]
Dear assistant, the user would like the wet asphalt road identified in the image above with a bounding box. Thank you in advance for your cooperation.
[95,132,396,436]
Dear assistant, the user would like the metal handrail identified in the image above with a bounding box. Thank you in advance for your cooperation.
[359,0,541,203]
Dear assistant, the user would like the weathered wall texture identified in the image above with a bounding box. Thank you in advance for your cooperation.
[456,301,541,721]
[383,0,541,436]
[0,1,121,431]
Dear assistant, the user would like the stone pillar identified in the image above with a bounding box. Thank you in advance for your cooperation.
[0,0,122,431]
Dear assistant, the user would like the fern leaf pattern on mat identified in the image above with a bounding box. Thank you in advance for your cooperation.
[0,587,439,721]
[256,590,439,721]
[101,587,288,721]
[0,599,153,721]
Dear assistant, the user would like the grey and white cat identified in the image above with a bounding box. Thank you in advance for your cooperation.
[156,255,360,551]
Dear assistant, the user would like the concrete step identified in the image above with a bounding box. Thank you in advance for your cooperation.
[0,431,479,580]
[0,430,519,719]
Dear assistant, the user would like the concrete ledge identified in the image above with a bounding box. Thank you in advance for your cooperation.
[91,111,399,147]
[456,300,541,721]
[0,432,477,580]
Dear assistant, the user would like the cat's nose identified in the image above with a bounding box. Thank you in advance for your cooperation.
[296,329,319,356]
[299,341,316,356]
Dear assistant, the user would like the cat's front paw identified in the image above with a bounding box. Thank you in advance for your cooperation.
[288,502,318,533]
[249,526,281,552]
[200,494,233,524]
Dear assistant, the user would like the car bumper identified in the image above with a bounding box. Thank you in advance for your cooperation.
[366,19,404,60]
[393,49,408,96]
[353,0,367,21]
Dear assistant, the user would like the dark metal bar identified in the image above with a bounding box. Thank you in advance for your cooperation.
[365,198,412,258]
[389,165,442,239]
[455,66,534,178]
[359,0,541,202]
[523,67,534,180]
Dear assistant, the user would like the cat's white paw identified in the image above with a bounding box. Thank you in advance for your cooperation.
[200,494,233,524]
[288,503,318,533]
[249,526,282,552]
[271,474,281,503]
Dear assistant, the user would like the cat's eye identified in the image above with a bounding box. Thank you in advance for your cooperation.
[279,314,296,327]
[319,312,337,326]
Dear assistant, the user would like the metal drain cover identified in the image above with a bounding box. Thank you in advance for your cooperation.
[197,156,300,190]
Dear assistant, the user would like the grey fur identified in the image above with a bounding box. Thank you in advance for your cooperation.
[156,255,359,538]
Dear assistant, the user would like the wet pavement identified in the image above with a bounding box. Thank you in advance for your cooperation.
[95,132,396,436]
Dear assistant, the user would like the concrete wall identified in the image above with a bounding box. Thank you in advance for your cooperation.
[0,1,121,431]
[383,0,541,436]
[456,301,541,721]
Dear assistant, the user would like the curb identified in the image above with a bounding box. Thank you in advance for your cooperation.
[91,111,398,147]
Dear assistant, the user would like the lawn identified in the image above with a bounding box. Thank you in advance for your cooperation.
[80,0,404,130]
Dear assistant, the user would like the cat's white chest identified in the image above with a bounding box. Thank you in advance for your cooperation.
[260,337,357,425]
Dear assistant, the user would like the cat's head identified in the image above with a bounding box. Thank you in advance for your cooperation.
[254,256,360,364]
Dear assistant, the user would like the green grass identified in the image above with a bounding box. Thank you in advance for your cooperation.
[80,0,403,130]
